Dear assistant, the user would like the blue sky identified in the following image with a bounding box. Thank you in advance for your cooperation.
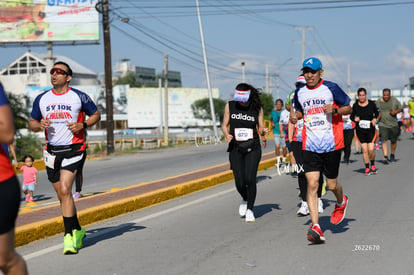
[1,0,414,101]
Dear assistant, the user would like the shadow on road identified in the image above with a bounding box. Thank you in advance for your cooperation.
[257,175,272,183]
[254,203,281,218]
[83,223,146,248]
[20,194,53,203]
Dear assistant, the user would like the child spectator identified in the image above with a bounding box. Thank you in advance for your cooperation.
[21,155,38,202]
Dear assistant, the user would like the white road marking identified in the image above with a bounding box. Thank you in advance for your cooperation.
[23,188,235,260]
[23,171,277,260]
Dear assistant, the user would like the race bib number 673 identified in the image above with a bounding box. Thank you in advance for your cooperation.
[234,128,254,141]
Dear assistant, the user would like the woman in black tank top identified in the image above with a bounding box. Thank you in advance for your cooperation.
[221,83,268,222]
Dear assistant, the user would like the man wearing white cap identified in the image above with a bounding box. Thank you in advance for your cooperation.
[291,57,351,244]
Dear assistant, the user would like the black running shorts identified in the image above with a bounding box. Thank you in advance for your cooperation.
[356,128,376,144]
[0,175,21,234]
[303,150,342,179]
[45,144,85,183]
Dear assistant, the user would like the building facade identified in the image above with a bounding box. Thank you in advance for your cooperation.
[0,51,98,96]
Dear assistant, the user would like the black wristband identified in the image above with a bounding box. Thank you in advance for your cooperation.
[333,108,338,115]
[83,122,88,129]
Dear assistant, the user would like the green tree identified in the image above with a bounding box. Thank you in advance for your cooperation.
[6,92,29,132]
[114,71,141,87]
[191,98,226,123]
[7,92,42,161]
[260,93,274,120]
[15,134,42,161]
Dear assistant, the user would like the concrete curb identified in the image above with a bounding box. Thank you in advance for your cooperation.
[15,157,276,247]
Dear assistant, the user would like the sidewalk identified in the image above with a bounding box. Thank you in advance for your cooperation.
[15,152,276,247]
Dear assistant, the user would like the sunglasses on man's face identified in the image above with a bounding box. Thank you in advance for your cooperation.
[303,69,319,74]
[50,68,68,75]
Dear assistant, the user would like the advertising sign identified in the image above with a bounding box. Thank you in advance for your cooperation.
[127,88,220,128]
[0,0,99,42]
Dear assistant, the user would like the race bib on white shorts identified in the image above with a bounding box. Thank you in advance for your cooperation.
[359,120,371,129]
[234,128,254,141]
[43,150,56,169]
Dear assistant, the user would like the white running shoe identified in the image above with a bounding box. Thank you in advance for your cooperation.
[239,200,247,216]
[245,209,255,222]
[318,198,324,214]
[297,200,309,216]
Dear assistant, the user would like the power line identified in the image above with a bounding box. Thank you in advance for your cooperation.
[113,1,414,18]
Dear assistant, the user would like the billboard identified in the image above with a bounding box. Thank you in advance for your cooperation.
[127,87,220,128]
[0,0,99,43]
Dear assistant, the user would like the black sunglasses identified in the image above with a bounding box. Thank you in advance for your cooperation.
[50,68,68,75]
[302,68,319,74]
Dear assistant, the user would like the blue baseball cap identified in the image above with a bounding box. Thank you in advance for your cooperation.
[302,57,322,71]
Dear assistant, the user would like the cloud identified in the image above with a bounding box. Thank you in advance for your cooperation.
[386,45,414,70]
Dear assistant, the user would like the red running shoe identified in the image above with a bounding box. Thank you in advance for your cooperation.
[331,195,348,225]
[364,168,371,176]
[370,165,377,175]
[307,225,325,244]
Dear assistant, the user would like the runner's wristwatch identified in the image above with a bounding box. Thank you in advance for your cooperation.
[83,122,88,129]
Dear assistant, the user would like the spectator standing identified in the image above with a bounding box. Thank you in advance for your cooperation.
[21,155,38,202]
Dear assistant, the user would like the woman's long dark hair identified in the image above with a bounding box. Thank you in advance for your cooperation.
[235,83,263,114]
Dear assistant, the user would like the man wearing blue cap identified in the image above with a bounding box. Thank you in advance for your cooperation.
[291,57,351,244]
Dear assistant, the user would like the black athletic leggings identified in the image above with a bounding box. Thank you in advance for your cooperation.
[229,146,261,210]
[342,129,354,161]
[291,141,323,202]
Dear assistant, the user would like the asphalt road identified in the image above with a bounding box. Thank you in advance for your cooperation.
[17,132,414,274]
[18,141,274,206]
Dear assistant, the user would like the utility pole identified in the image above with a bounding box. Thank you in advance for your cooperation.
[347,63,351,93]
[265,64,269,94]
[295,26,312,62]
[97,0,114,155]
[274,57,292,99]
[241,61,246,82]
[158,78,163,134]
[195,0,218,138]
[275,73,280,99]
[163,54,169,146]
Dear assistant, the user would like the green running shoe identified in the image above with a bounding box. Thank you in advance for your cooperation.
[73,227,86,249]
[63,234,78,255]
